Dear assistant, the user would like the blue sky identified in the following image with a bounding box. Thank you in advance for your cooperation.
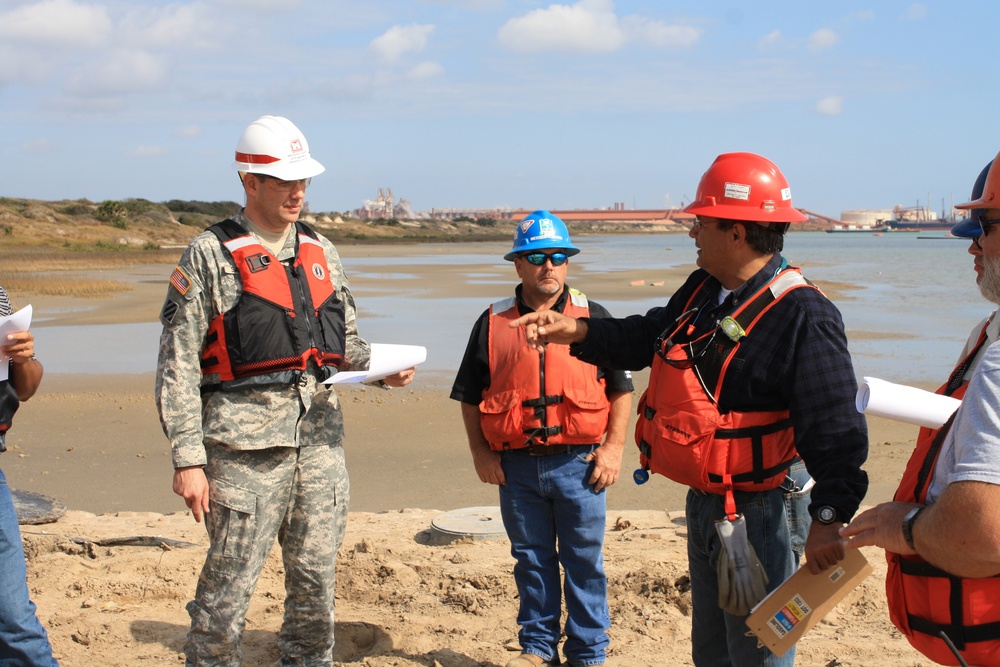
[0,0,993,217]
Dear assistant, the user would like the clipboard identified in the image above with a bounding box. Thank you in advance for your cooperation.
[745,549,873,657]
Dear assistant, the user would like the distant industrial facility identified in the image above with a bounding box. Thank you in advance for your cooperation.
[350,187,974,232]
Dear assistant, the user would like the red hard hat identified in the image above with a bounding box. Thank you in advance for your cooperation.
[683,152,808,224]
[956,149,1000,210]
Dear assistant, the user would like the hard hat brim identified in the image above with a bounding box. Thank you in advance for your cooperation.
[950,217,982,238]
[683,202,809,224]
[233,157,325,181]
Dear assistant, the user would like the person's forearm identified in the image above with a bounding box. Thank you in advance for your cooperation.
[914,481,1000,578]
[572,313,659,371]
[602,391,632,450]
[10,357,42,401]
[460,402,492,456]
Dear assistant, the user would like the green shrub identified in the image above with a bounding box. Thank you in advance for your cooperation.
[96,201,129,229]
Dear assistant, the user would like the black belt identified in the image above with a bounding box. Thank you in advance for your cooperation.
[516,444,592,456]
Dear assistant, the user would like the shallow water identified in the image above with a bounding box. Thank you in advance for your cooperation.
[31,232,984,386]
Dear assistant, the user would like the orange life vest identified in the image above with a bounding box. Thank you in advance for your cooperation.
[480,290,610,451]
[200,219,346,390]
[635,267,815,517]
[887,321,1000,666]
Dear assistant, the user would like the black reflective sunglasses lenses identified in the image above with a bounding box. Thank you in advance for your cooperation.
[523,252,568,266]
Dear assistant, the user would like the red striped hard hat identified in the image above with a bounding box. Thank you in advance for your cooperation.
[684,152,808,224]
[232,116,325,181]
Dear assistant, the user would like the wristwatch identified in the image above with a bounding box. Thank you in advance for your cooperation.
[901,506,925,550]
[813,506,841,525]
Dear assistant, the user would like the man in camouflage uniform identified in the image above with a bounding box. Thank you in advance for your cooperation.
[155,115,413,667]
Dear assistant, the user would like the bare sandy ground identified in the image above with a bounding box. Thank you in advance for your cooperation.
[3,243,931,666]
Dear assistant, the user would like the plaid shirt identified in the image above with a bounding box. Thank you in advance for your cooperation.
[572,253,869,518]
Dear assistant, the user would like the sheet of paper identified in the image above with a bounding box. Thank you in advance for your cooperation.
[855,376,961,428]
[324,343,427,385]
[0,305,33,382]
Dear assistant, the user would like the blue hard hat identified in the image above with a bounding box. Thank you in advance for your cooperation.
[504,210,581,261]
[951,159,994,238]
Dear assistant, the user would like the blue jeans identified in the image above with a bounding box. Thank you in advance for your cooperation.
[687,486,796,667]
[0,468,58,666]
[499,445,609,667]
[780,461,813,570]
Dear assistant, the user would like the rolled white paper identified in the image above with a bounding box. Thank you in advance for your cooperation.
[856,376,961,428]
[324,343,427,385]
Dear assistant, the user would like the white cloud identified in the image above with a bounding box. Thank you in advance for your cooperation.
[905,4,927,20]
[65,49,168,96]
[370,24,435,65]
[129,145,168,158]
[808,28,839,52]
[621,16,701,49]
[120,3,228,51]
[853,10,875,21]
[817,95,843,115]
[0,0,111,48]
[407,61,444,81]
[497,1,699,54]
[421,0,504,8]
[759,29,783,49]
[174,125,203,139]
[216,0,302,10]
[20,139,54,155]
[0,45,55,86]
[498,0,625,54]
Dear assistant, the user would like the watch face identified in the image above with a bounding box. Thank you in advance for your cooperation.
[818,506,837,523]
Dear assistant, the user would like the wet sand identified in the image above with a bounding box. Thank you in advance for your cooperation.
[5,243,920,514]
[4,241,930,666]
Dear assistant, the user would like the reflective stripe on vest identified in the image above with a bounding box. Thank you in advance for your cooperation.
[480,289,610,450]
[200,219,346,390]
[886,320,1000,665]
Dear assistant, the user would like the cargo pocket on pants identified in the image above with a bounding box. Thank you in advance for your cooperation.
[207,479,258,563]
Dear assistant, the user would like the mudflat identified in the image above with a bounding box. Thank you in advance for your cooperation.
[4,242,926,666]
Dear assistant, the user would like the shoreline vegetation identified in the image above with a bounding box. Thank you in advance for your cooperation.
[0,195,692,298]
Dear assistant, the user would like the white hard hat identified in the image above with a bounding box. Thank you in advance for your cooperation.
[232,115,325,181]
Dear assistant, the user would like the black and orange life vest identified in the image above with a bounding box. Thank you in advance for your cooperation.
[479,290,610,451]
[0,377,18,453]
[200,219,346,390]
[887,321,1000,666]
[635,267,815,517]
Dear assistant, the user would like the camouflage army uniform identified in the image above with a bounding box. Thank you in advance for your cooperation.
[155,211,370,667]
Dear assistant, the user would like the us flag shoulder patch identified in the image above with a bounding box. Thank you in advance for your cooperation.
[170,267,192,295]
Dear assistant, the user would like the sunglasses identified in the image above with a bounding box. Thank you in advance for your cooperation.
[977,215,1000,248]
[521,252,568,266]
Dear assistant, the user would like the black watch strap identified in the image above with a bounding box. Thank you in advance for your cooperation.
[902,506,925,550]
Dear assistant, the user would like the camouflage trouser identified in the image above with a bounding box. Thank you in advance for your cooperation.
[184,442,350,667]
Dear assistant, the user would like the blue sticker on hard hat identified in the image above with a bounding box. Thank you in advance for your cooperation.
[781,187,792,201]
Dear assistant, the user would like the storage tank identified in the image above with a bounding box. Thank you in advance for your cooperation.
[840,209,893,228]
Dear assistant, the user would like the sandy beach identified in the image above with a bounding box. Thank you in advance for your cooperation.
[3,243,932,666]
